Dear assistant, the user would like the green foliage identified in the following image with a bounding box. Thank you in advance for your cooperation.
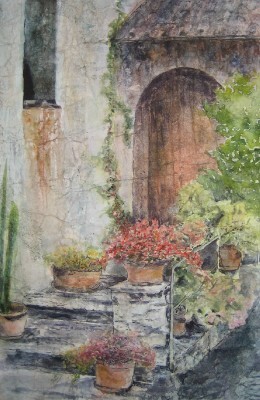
[44,246,106,272]
[0,167,19,314]
[1,203,19,312]
[98,1,133,228]
[0,163,7,297]
[176,181,259,252]
[202,74,260,214]
[176,181,221,226]
[64,347,93,376]
[173,267,246,328]
[102,1,133,146]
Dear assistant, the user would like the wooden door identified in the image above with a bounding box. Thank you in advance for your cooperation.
[133,68,219,222]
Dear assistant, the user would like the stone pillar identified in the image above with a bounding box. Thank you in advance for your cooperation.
[111,282,170,368]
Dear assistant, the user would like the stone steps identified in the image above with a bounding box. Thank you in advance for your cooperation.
[1,287,114,372]
[0,367,149,400]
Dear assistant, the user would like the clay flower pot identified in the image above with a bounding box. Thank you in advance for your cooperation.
[172,317,186,337]
[52,267,101,291]
[124,262,165,285]
[0,303,27,338]
[172,304,186,337]
[219,244,242,272]
[95,362,134,393]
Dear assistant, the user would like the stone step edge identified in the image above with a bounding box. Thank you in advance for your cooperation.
[5,348,161,385]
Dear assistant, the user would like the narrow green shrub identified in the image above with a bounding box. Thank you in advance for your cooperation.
[0,164,7,295]
[1,203,19,313]
[0,166,19,314]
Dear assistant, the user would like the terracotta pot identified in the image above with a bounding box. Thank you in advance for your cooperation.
[219,245,242,272]
[0,303,27,338]
[172,317,186,337]
[95,362,134,393]
[52,267,101,291]
[172,304,186,337]
[124,262,165,285]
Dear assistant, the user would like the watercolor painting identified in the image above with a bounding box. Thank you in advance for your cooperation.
[0,1,259,399]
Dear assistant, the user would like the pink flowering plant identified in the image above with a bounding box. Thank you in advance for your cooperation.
[106,219,203,267]
[64,333,156,374]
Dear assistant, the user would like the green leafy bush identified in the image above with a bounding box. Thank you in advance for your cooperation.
[200,73,260,215]
[176,181,259,253]
[44,246,107,272]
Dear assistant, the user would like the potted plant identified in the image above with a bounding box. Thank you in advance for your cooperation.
[64,333,156,393]
[172,304,187,337]
[0,165,26,338]
[106,219,202,285]
[45,246,107,291]
[176,182,259,272]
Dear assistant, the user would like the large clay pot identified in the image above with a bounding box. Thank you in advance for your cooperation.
[124,262,165,285]
[52,267,101,291]
[95,362,134,393]
[219,245,242,272]
[0,303,27,338]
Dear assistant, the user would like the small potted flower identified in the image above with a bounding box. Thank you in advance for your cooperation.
[0,166,27,338]
[64,333,156,393]
[106,219,202,285]
[45,246,107,291]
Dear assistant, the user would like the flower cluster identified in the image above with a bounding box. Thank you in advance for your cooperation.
[44,246,107,272]
[106,219,202,266]
[64,333,156,373]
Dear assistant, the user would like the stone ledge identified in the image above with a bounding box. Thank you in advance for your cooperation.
[112,281,170,368]
[111,281,170,294]
[25,287,113,313]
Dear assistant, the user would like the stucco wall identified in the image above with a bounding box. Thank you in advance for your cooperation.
[0,0,142,295]
[53,0,140,247]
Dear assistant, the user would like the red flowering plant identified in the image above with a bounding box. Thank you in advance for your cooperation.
[64,333,156,374]
[106,219,202,268]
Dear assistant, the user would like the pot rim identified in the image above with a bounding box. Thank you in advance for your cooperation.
[0,302,27,319]
[96,361,135,369]
[124,259,171,268]
[52,266,102,274]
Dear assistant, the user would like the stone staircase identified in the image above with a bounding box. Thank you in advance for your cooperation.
[1,287,114,373]
[0,265,259,400]
[0,282,176,400]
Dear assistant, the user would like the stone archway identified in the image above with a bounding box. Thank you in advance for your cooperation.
[133,68,220,222]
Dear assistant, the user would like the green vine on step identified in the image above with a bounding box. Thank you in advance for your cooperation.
[98,0,132,230]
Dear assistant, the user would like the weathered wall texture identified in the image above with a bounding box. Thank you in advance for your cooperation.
[0,0,142,295]
[52,0,139,247]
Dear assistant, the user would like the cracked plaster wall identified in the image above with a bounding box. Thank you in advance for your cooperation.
[0,0,141,295]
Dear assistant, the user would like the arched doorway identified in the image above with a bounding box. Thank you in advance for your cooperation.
[133,68,220,222]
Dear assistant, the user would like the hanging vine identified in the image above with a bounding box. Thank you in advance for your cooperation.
[98,0,133,230]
